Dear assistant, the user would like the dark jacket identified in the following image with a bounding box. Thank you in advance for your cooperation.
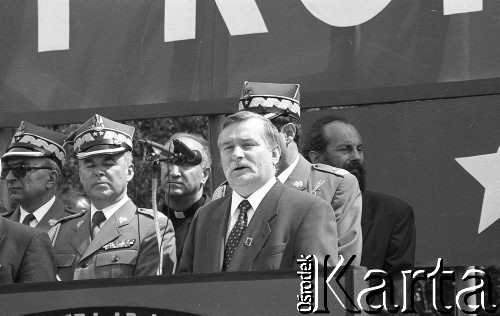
[361,191,416,274]
[179,181,338,273]
[0,217,57,284]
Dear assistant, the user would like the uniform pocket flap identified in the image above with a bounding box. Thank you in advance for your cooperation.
[259,243,287,256]
[96,250,138,267]
[57,254,76,267]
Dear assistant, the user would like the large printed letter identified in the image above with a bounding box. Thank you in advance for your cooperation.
[443,0,482,15]
[38,0,69,52]
[164,0,268,42]
[300,0,392,27]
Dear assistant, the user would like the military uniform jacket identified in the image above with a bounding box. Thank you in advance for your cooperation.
[0,217,56,284]
[3,197,73,232]
[213,154,362,265]
[179,181,338,273]
[51,199,176,281]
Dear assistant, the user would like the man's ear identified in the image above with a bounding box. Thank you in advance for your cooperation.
[280,123,296,145]
[271,144,281,167]
[46,170,59,189]
[201,167,211,185]
[308,151,323,164]
[126,162,134,182]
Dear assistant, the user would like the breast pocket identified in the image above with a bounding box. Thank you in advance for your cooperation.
[95,250,138,278]
[56,254,76,268]
[0,265,13,284]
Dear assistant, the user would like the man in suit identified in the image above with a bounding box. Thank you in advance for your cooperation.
[160,132,211,265]
[50,114,176,280]
[179,111,338,273]
[0,217,56,284]
[213,82,362,265]
[1,121,74,231]
[303,116,416,303]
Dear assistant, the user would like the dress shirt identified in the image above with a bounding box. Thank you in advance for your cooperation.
[227,177,277,239]
[277,155,300,183]
[19,195,56,227]
[90,195,130,224]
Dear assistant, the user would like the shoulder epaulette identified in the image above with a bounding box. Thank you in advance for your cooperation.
[212,181,229,200]
[137,207,166,219]
[51,209,88,227]
[312,163,350,176]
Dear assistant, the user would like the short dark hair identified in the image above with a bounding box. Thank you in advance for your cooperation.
[301,116,348,161]
[270,115,302,145]
[219,111,281,152]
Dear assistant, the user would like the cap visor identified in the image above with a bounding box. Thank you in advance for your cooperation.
[76,147,127,159]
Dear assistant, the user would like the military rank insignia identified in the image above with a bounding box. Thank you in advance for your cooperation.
[103,239,136,250]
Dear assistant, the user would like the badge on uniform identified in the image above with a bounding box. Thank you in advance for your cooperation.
[76,220,84,229]
[292,180,304,189]
[310,179,325,195]
[118,216,128,224]
[48,219,58,227]
[103,239,135,250]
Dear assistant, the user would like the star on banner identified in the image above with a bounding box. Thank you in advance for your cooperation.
[456,146,500,234]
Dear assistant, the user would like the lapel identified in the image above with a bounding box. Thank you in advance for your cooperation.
[79,199,136,262]
[228,182,284,272]
[3,207,21,222]
[361,191,374,241]
[206,196,231,270]
[37,197,67,230]
[69,211,92,257]
[283,155,310,191]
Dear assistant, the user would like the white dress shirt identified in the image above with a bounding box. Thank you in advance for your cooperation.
[90,195,130,226]
[227,177,277,239]
[277,155,300,183]
[19,195,56,227]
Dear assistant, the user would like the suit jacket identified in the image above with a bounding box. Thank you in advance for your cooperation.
[51,199,177,280]
[0,217,57,284]
[361,191,416,275]
[3,197,73,232]
[212,155,362,265]
[179,181,338,273]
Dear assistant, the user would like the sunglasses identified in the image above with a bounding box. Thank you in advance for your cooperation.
[1,165,53,179]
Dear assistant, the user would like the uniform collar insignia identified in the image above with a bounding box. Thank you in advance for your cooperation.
[48,218,58,227]
[310,179,326,195]
[118,216,128,224]
[292,180,304,188]
[76,220,84,229]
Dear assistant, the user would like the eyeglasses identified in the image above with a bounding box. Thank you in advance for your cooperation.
[1,165,53,179]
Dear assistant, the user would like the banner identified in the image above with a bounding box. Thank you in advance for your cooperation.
[0,0,499,126]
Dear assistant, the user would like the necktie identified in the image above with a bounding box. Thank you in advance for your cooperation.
[22,213,36,226]
[91,210,106,239]
[223,199,251,271]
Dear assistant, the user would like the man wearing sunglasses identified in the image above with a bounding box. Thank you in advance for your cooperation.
[1,122,73,231]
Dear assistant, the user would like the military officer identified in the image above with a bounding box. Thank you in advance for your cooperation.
[1,121,73,231]
[49,114,176,280]
[213,82,363,264]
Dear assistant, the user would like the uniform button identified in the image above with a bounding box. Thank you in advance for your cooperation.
[81,262,88,268]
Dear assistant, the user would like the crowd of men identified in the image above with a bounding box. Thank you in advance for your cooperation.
[0,82,415,297]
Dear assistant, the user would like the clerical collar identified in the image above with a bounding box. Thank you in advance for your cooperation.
[167,194,206,220]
